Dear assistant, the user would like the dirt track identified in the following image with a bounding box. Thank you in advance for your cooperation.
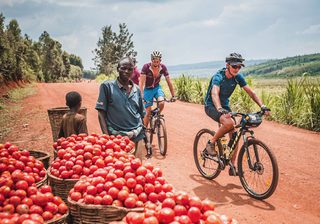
[4,82,320,224]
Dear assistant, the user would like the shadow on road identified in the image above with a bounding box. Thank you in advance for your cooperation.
[189,173,275,211]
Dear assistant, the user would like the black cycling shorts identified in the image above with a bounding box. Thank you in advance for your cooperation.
[205,105,231,123]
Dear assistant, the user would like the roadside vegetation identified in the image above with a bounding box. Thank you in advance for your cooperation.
[172,75,320,132]
[0,13,83,84]
[0,84,37,141]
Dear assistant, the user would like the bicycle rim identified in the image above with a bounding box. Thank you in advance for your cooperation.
[238,139,279,200]
[157,119,167,156]
[193,129,221,179]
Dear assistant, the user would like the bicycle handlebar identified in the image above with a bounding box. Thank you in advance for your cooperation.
[144,97,175,104]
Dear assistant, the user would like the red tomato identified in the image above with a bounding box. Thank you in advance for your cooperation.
[29,205,43,215]
[9,196,21,207]
[16,180,29,191]
[143,216,159,224]
[187,207,201,223]
[102,195,113,205]
[124,197,137,208]
[130,159,142,170]
[42,211,53,221]
[206,214,223,224]
[117,190,129,202]
[86,185,97,196]
[45,202,58,214]
[162,198,176,209]
[189,196,203,210]
[174,204,187,216]
[158,208,175,223]
[126,178,137,189]
[58,203,68,214]
[108,187,119,199]
[202,199,215,212]
[70,192,82,201]
[39,185,52,194]
[16,204,30,214]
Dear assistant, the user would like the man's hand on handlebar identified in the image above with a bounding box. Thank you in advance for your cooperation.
[261,105,271,116]
[170,96,177,102]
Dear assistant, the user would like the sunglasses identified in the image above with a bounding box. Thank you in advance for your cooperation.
[231,65,242,70]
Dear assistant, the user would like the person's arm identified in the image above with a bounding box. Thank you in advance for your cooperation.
[165,76,175,98]
[58,124,65,138]
[97,110,108,134]
[211,85,222,110]
[243,85,270,115]
[139,74,146,99]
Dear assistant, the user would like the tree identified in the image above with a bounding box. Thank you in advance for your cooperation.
[93,23,137,75]
[69,54,83,70]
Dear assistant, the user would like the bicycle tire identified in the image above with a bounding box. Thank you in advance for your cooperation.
[237,139,279,200]
[193,129,221,179]
[157,118,167,156]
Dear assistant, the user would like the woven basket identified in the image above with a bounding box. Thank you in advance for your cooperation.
[36,172,48,188]
[47,211,69,224]
[47,169,79,203]
[68,197,144,224]
[28,150,51,170]
[47,107,87,142]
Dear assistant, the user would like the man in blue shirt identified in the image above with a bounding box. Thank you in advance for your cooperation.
[96,57,146,159]
[204,53,270,176]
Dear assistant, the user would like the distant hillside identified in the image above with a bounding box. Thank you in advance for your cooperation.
[242,53,320,78]
[168,59,266,78]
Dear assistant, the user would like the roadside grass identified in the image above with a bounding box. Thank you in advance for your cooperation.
[0,83,37,142]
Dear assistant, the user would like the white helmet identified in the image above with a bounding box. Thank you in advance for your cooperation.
[151,50,162,59]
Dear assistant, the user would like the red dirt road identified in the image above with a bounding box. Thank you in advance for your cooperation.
[4,82,320,223]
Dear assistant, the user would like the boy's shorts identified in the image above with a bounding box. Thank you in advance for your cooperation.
[143,85,165,108]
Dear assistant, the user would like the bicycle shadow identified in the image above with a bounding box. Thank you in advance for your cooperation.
[189,173,275,211]
[149,144,166,160]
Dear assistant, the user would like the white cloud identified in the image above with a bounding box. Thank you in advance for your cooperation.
[299,24,320,35]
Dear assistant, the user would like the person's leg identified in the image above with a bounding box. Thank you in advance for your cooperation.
[143,88,154,127]
[155,85,165,113]
[134,139,145,162]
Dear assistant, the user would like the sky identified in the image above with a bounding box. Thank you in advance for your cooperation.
[1,0,320,70]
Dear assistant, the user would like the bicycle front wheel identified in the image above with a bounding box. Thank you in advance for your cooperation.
[193,129,221,179]
[156,118,167,156]
[238,139,279,200]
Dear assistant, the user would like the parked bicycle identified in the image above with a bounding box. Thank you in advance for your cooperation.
[193,109,279,200]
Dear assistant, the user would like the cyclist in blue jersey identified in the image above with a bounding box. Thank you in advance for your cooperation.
[204,53,270,176]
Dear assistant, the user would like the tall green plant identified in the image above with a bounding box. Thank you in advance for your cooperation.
[174,74,194,102]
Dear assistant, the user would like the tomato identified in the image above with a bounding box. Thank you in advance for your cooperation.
[29,205,43,215]
[9,196,21,207]
[45,202,58,214]
[143,216,159,224]
[16,204,30,214]
[93,169,108,179]
[135,175,146,186]
[84,195,95,204]
[144,183,155,194]
[202,199,215,212]
[133,184,143,195]
[114,169,124,178]
[158,208,175,223]
[39,185,52,194]
[58,203,68,214]
[187,207,201,223]
[162,184,173,193]
[124,197,137,208]
[189,196,203,210]
[162,198,176,209]
[21,198,33,207]
[130,159,142,170]
[148,192,158,203]
[70,192,82,201]
[102,195,113,205]
[138,192,148,203]
[86,185,97,196]
[130,212,145,224]
[27,186,38,196]
[108,187,119,199]
[94,196,103,205]
[3,204,15,213]
[145,173,156,184]
[42,211,53,221]
[15,189,27,199]
[117,190,129,202]
[126,178,137,189]
[205,214,223,224]
[174,204,187,216]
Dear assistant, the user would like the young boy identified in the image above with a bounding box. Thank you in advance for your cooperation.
[58,91,88,138]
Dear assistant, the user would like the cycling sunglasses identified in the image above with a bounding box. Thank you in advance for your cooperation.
[231,65,242,70]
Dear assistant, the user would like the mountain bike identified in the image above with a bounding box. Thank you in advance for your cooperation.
[193,110,279,200]
[144,98,174,157]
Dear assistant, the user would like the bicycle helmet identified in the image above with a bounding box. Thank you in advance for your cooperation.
[226,52,245,66]
[151,50,162,59]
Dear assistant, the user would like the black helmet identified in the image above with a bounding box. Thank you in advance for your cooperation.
[226,53,245,66]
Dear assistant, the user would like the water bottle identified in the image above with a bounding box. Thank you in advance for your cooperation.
[220,136,230,158]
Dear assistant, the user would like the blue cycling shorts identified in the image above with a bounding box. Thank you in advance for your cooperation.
[143,85,165,108]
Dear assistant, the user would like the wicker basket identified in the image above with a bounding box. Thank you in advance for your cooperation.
[36,172,48,188]
[47,107,87,142]
[47,211,69,224]
[47,169,79,203]
[68,197,144,224]
[28,150,51,170]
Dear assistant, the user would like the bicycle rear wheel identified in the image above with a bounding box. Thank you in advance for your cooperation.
[238,139,279,200]
[156,118,167,156]
[193,129,221,179]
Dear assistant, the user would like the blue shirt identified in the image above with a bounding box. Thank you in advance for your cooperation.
[95,80,145,134]
[204,68,247,108]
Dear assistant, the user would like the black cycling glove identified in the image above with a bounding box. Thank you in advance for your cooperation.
[261,105,271,113]
[218,107,229,115]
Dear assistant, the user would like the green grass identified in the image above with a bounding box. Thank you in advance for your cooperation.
[0,83,37,142]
